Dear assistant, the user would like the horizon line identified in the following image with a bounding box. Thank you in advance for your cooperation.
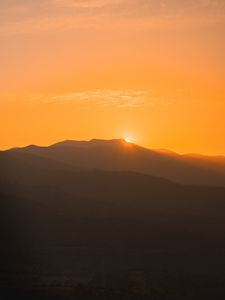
[1,138,225,158]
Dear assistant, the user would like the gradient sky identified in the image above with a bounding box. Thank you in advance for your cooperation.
[1,0,225,154]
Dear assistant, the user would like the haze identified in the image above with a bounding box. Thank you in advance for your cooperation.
[1,0,225,154]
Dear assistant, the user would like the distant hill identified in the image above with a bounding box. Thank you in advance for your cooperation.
[4,138,225,186]
[1,141,225,298]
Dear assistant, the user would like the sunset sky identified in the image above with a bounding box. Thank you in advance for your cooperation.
[1,0,225,154]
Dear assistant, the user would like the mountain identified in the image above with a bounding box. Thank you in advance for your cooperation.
[1,140,225,299]
[4,138,225,186]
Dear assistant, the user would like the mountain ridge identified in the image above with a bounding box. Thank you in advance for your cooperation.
[4,138,225,159]
[1,139,225,298]
[1,138,225,186]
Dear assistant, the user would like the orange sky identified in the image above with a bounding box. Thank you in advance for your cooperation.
[0,0,225,154]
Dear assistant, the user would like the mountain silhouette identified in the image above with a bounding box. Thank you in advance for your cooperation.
[4,138,225,186]
[1,139,225,299]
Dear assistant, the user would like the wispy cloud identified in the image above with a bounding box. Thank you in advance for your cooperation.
[52,0,121,8]
[31,89,151,108]
[0,0,224,36]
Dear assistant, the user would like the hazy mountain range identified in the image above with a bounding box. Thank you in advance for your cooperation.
[2,138,225,186]
[1,139,225,299]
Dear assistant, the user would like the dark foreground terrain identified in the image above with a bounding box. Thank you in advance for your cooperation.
[0,140,225,299]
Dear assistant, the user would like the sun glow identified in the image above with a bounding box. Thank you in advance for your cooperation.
[0,1,224,155]
[125,138,131,143]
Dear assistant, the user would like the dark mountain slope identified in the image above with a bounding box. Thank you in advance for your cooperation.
[1,150,225,221]
[6,139,225,186]
[1,144,225,298]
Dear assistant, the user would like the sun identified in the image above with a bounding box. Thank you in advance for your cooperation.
[124,137,132,143]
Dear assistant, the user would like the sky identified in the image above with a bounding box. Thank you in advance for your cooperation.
[0,0,225,154]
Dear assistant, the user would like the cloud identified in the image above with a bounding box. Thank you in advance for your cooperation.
[31,89,151,108]
[0,0,224,36]
[51,0,225,11]
[52,0,121,8]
